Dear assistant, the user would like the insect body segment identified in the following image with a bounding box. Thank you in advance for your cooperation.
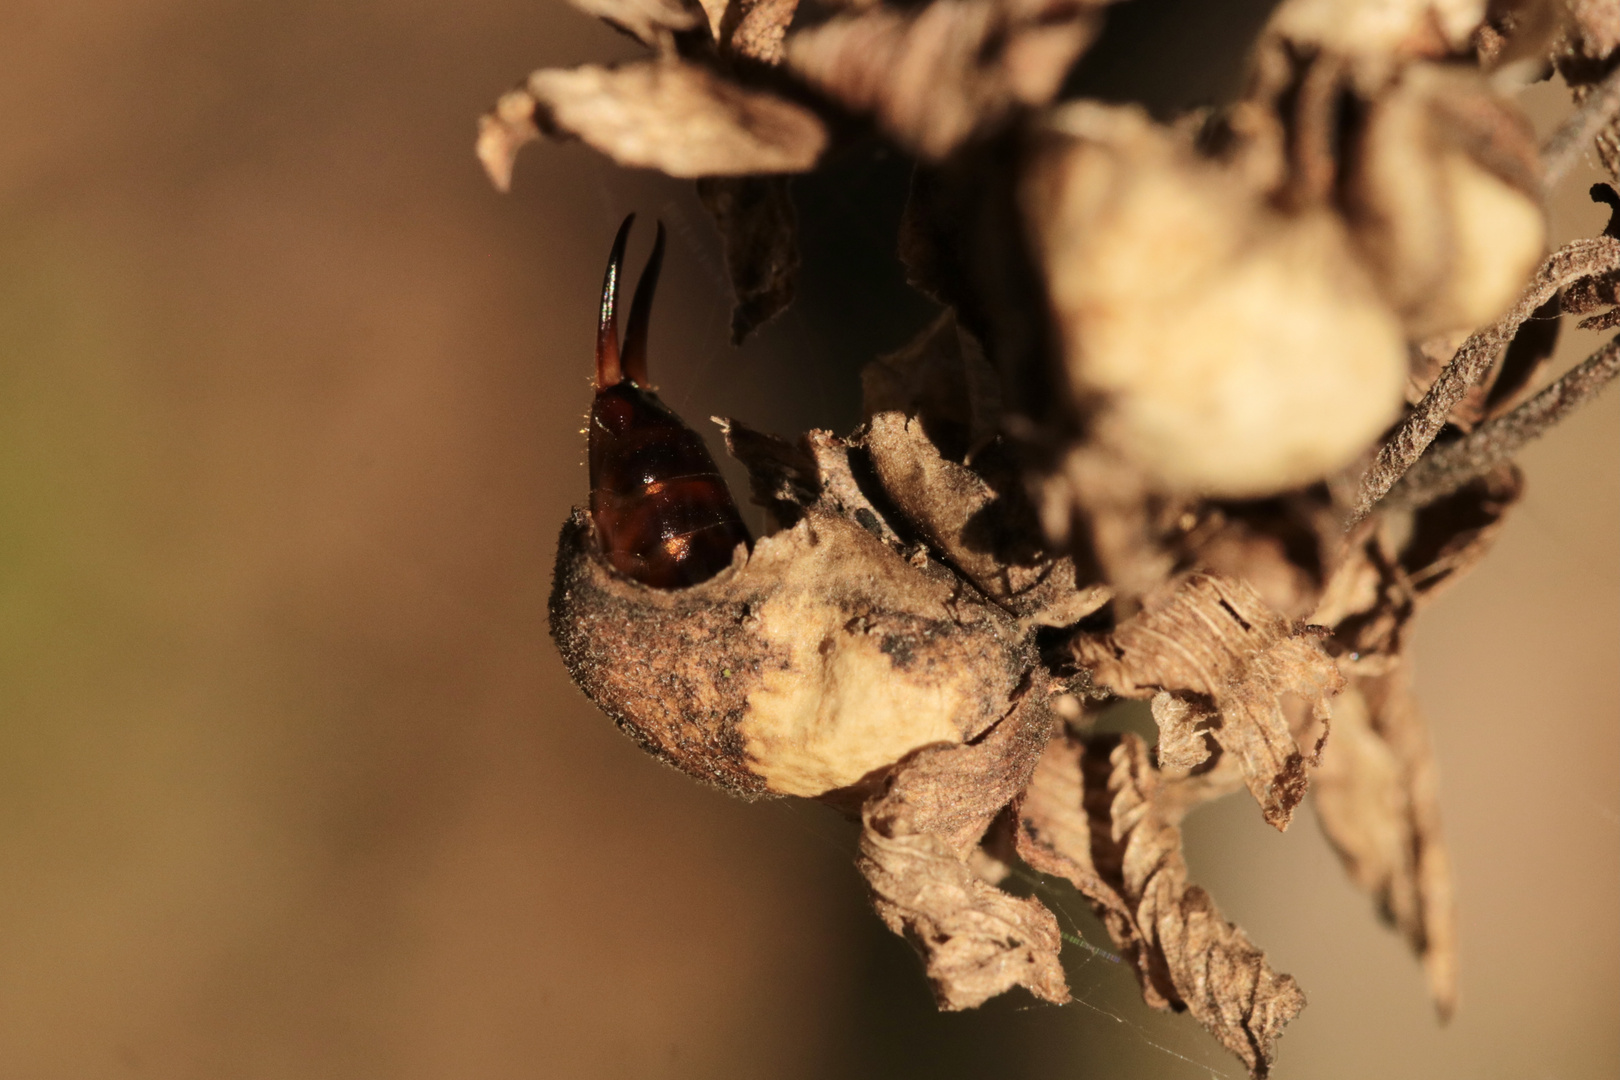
[588,215,751,588]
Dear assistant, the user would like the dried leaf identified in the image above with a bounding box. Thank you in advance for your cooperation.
[724,0,800,64]
[1016,733,1304,1078]
[860,823,1070,1009]
[864,412,1111,626]
[1313,666,1455,1018]
[787,0,1102,160]
[1395,463,1522,597]
[857,687,1071,1009]
[568,0,708,50]
[1170,494,1342,621]
[697,175,801,342]
[1318,464,1521,662]
[478,59,826,189]
[1071,572,1347,829]
[1149,692,1216,775]
[716,417,820,527]
[861,308,1002,462]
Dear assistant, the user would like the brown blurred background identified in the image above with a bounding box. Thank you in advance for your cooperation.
[0,1,1613,1077]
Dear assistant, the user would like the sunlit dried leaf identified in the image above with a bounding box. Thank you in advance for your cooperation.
[568,0,708,50]
[1072,572,1346,829]
[787,0,1102,159]
[697,175,800,342]
[1313,666,1455,1018]
[725,0,801,64]
[480,59,826,189]
[1149,692,1216,775]
[857,687,1071,1009]
[1017,733,1303,1078]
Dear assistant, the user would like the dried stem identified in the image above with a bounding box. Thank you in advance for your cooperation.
[1383,334,1620,511]
[1349,236,1620,526]
[1542,63,1620,196]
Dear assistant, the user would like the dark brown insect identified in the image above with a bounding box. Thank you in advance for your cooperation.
[588,214,751,588]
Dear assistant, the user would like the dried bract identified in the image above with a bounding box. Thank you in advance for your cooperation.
[1071,572,1347,830]
[1312,665,1456,1018]
[1016,734,1303,1078]
[697,176,801,341]
[859,689,1071,1009]
[481,61,826,184]
[787,0,1107,160]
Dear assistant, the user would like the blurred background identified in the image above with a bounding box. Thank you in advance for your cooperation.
[0,1,1613,1077]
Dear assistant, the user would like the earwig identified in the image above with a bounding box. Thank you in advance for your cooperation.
[588,214,752,589]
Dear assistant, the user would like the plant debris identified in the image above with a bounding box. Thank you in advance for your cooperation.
[493,0,1620,1072]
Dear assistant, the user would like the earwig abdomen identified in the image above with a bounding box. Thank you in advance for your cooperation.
[587,215,750,588]
[590,382,750,587]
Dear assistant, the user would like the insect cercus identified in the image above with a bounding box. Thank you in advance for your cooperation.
[587,215,751,588]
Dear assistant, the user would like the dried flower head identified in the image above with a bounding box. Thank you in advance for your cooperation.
[485,0,1620,1073]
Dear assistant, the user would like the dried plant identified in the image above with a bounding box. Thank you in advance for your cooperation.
[481,0,1620,1074]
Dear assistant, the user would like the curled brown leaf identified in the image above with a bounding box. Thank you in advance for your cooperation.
[787,0,1102,160]
[856,689,1071,1010]
[1071,572,1346,829]
[478,59,826,190]
[697,175,801,341]
[1312,665,1456,1019]
[1016,733,1303,1078]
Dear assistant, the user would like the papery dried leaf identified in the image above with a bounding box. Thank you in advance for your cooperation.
[480,59,826,189]
[1170,494,1342,621]
[1016,734,1302,1078]
[717,417,820,526]
[856,687,1070,1010]
[787,0,1102,160]
[569,0,708,50]
[864,413,1111,626]
[1317,464,1521,661]
[697,175,800,342]
[1071,573,1346,829]
[1149,692,1216,775]
[724,0,800,64]
[1313,667,1456,1018]
[867,677,1059,856]
[860,823,1070,1009]
[1398,463,1521,596]
[861,308,1002,461]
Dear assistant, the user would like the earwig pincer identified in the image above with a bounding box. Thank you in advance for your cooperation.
[588,215,751,588]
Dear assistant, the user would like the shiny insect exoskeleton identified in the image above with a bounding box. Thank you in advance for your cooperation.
[588,215,751,588]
